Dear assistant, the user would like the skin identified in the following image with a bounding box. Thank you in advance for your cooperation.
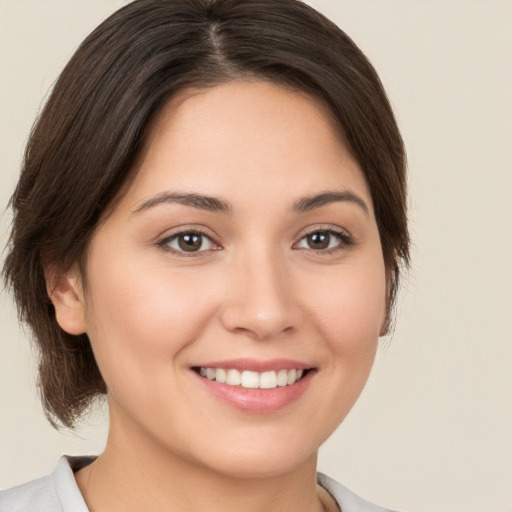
[50,80,388,512]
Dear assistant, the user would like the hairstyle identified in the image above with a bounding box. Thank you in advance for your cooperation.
[3,0,409,428]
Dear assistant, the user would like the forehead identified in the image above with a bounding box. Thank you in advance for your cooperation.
[122,79,371,212]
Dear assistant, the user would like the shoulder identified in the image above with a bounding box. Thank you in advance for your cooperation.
[0,456,94,512]
[0,473,59,512]
[317,473,401,512]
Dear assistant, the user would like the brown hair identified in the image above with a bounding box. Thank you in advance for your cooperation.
[3,0,409,428]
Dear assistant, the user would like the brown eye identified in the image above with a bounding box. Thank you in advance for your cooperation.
[305,232,331,250]
[295,229,352,252]
[164,232,215,254]
[178,233,203,251]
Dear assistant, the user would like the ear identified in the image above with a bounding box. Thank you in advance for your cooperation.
[45,264,87,335]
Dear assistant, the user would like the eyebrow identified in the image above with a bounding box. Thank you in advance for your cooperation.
[133,189,369,216]
[292,191,369,215]
[133,192,232,214]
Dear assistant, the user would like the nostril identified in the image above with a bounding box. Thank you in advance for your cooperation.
[219,305,301,341]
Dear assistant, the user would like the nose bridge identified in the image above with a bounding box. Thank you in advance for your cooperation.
[220,241,300,339]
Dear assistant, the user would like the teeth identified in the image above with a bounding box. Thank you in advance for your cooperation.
[198,367,306,389]
[226,369,241,386]
[215,368,227,383]
[277,369,288,387]
[241,370,259,389]
[260,371,277,389]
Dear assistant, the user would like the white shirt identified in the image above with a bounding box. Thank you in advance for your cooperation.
[0,456,398,512]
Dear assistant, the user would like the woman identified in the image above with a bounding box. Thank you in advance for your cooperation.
[1,1,409,511]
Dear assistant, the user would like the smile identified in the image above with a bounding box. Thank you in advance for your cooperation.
[192,359,315,412]
[197,367,306,389]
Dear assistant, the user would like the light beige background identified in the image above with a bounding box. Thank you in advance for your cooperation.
[1,1,511,511]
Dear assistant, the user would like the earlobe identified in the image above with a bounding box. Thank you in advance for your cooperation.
[45,264,87,335]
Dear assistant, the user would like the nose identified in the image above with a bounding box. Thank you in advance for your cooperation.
[219,249,302,340]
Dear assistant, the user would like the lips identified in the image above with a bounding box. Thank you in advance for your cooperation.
[192,359,315,412]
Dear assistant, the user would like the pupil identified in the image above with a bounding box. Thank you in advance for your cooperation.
[308,232,330,249]
[178,234,202,252]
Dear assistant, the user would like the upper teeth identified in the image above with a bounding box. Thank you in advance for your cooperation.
[198,368,304,389]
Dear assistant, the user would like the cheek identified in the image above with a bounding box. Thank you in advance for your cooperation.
[283,255,387,443]
[82,257,219,389]
[305,257,387,352]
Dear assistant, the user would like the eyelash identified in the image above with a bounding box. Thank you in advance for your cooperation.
[158,227,354,257]
[293,227,354,255]
[159,228,219,258]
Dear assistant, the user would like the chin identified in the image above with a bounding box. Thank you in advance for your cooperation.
[201,449,317,480]
[177,427,323,480]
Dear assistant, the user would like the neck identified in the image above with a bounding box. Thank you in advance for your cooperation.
[76,409,328,512]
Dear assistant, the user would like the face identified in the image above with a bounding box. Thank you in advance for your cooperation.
[59,80,387,478]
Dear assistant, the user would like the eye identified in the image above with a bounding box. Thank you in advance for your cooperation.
[161,231,217,254]
[295,229,352,252]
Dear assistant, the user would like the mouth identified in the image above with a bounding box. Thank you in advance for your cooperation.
[191,359,315,412]
[193,366,310,390]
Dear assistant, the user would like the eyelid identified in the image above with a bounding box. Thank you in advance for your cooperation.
[156,223,354,257]
[295,223,353,240]
[158,226,221,257]
[293,224,355,252]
